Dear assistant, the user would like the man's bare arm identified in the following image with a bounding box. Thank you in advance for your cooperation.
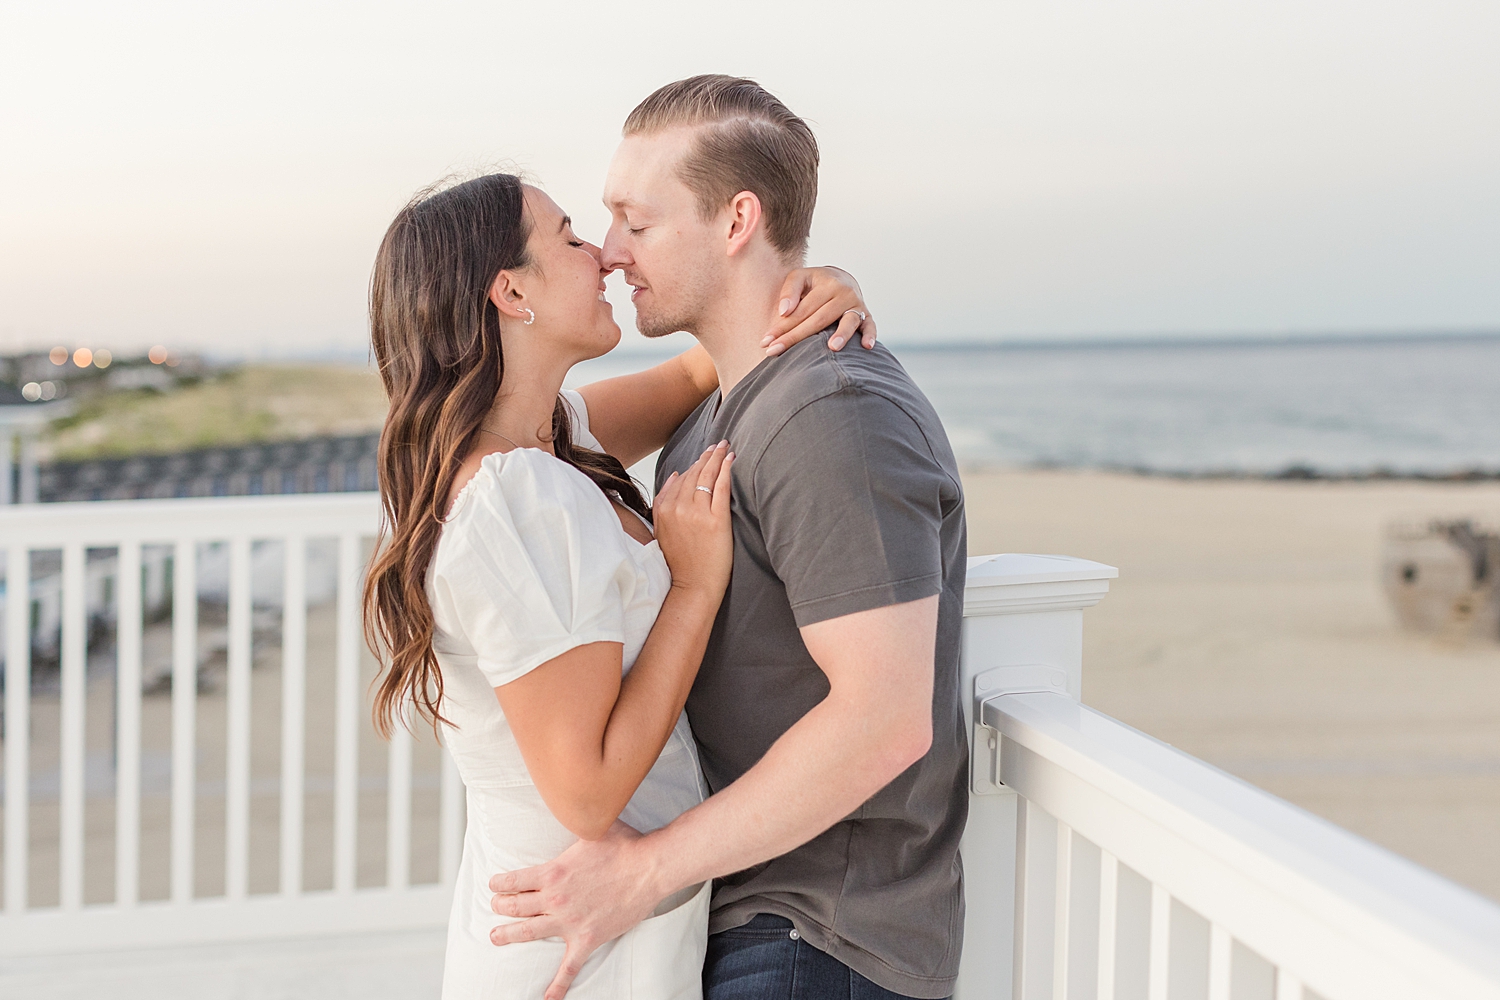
[638,594,936,883]
[487,595,938,1000]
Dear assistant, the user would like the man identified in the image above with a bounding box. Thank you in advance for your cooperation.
[489,75,968,1000]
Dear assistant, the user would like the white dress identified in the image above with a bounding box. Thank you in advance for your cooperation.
[429,390,710,999]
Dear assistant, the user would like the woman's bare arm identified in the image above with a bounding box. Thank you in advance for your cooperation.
[576,346,717,469]
[492,446,734,841]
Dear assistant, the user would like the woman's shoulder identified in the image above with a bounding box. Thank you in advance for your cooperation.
[447,447,602,528]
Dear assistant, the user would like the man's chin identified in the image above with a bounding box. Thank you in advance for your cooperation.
[635,314,690,339]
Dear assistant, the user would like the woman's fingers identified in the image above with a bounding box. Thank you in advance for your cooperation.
[860,312,878,349]
[770,294,874,356]
[710,452,735,516]
[829,308,864,351]
[773,269,814,324]
[695,441,728,494]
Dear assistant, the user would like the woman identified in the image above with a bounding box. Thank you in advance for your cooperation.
[362,172,874,999]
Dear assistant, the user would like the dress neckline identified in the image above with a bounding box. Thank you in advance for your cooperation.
[446,448,656,550]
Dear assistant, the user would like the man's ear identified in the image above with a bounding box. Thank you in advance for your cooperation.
[489,270,531,322]
[724,190,764,258]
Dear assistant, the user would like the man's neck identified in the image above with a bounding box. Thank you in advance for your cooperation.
[694,263,795,397]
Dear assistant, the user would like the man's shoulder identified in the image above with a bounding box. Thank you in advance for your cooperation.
[742,336,928,422]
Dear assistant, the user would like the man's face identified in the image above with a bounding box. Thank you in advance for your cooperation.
[601,128,725,338]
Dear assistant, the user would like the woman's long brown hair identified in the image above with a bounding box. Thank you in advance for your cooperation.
[365,173,652,738]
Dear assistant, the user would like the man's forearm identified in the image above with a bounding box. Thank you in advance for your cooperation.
[634,688,926,899]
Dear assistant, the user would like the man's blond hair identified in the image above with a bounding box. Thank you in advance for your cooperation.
[624,75,818,262]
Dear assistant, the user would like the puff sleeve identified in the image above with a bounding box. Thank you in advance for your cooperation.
[430,451,636,688]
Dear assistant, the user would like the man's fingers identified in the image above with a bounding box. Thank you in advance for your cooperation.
[490,889,548,918]
[542,940,592,1000]
[489,915,561,946]
[489,866,545,895]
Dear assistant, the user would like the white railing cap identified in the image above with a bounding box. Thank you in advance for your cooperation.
[963,553,1119,617]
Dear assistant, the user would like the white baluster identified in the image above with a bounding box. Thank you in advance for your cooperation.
[280,535,306,896]
[115,541,143,907]
[225,535,252,900]
[171,539,198,903]
[387,711,412,890]
[1208,923,1232,1000]
[1053,821,1072,1000]
[333,532,361,893]
[59,543,86,910]
[4,546,30,912]
[1148,884,1170,1000]
[1098,850,1118,1000]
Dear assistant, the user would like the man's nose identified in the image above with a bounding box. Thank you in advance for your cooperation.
[600,222,630,271]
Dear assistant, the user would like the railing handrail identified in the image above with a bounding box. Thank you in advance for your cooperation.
[984,689,1500,999]
[0,492,382,545]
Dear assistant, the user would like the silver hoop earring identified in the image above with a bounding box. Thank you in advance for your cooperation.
[522,308,536,326]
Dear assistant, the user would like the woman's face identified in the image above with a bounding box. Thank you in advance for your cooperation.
[516,185,620,361]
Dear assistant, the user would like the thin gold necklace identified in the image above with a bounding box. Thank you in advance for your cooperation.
[476,427,529,451]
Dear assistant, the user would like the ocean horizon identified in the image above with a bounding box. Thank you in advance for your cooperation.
[570,331,1500,479]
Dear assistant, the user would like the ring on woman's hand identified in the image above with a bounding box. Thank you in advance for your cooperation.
[845,309,867,321]
[695,486,714,495]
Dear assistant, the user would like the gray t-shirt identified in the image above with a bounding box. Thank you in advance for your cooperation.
[655,334,969,999]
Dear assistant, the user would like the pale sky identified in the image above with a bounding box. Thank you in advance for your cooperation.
[1,0,1497,357]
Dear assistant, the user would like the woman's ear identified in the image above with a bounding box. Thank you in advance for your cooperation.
[489,270,531,323]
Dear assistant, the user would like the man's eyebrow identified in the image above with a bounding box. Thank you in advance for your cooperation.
[558,215,571,233]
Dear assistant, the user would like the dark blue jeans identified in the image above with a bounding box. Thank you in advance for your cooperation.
[704,914,948,1000]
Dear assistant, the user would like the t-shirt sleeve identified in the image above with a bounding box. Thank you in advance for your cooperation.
[431,454,632,687]
[755,389,952,628]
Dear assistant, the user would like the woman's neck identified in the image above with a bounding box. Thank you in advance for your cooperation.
[482,358,569,454]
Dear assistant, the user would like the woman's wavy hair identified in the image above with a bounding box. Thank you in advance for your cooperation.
[364,173,652,738]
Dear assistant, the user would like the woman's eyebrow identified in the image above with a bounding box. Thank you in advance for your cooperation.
[558,215,571,233]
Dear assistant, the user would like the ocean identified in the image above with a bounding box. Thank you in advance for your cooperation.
[569,334,1500,478]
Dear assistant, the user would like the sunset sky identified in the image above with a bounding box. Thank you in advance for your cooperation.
[1,0,1497,356]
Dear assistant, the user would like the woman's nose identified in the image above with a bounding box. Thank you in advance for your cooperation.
[585,240,604,263]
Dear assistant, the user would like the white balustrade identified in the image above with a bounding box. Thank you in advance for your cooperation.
[0,494,461,954]
[4,494,1500,1000]
[957,553,1500,1000]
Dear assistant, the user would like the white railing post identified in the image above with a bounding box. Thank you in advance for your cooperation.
[0,432,13,505]
[17,432,38,505]
[956,554,1118,1000]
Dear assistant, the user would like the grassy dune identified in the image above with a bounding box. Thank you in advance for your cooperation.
[43,364,389,461]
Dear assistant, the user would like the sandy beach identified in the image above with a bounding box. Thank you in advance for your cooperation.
[962,469,1500,902]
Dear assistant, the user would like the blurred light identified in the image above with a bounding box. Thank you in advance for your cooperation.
[165,354,179,367]
[73,347,93,367]
[49,346,68,365]
[148,345,168,364]
[39,381,56,400]
[22,382,41,401]
[94,349,112,368]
